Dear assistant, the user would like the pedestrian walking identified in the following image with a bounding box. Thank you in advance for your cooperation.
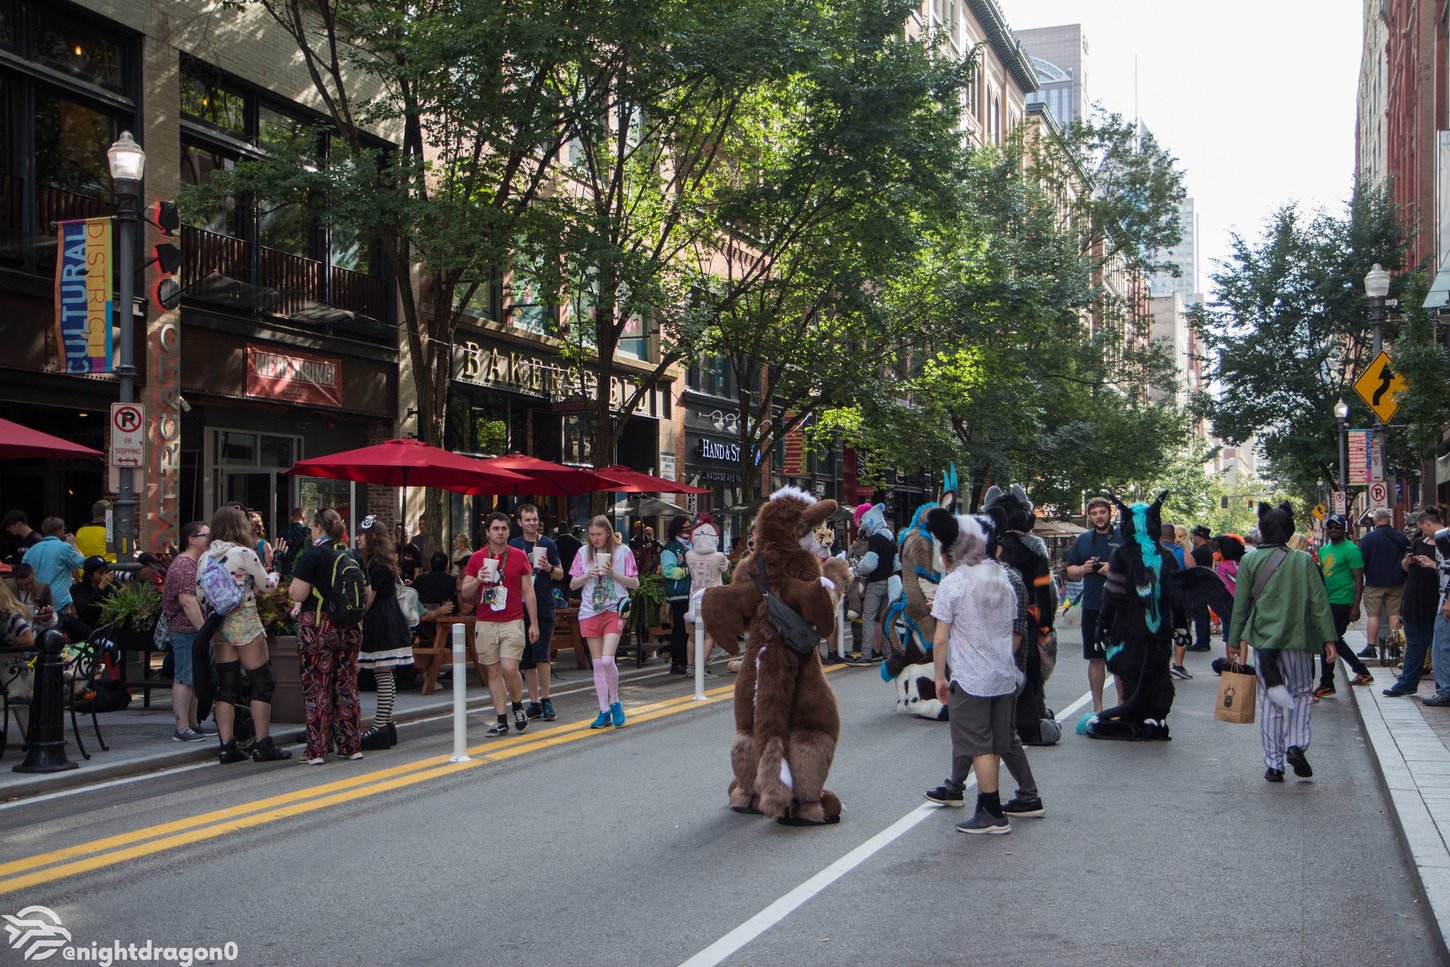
[1384,508,1445,698]
[287,508,364,763]
[161,520,211,742]
[1189,525,1216,650]
[922,508,1039,834]
[356,516,414,749]
[1224,502,1338,782]
[1315,513,1375,698]
[202,505,290,764]
[1062,497,1124,712]
[462,511,541,737]
[849,504,895,663]
[511,503,563,722]
[684,518,729,672]
[660,517,692,676]
[568,515,639,729]
[1358,508,1410,662]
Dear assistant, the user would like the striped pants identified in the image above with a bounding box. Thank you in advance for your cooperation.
[1255,648,1314,770]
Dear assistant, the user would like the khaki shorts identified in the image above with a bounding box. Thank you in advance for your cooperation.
[1361,584,1404,618]
[474,619,526,665]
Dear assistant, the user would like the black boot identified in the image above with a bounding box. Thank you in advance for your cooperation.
[251,736,292,762]
[360,724,393,751]
[218,740,248,764]
[388,722,398,745]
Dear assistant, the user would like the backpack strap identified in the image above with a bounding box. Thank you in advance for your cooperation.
[1249,547,1288,607]
[749,556,771,596]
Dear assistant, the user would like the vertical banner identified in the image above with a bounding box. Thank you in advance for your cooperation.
[780,426,805,476]
[54,218,114,374]
[1348,429,1375,486]
[144,311,182,553]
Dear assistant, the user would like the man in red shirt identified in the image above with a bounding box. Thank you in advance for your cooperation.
[463,511,540,736]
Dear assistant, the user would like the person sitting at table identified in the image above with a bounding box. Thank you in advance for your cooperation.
[569,515,640,729]
[71,556,116,635]
[413,552,458,646]
[0,580,35,648]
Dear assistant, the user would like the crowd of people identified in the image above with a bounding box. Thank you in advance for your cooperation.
[5,491,1450,812]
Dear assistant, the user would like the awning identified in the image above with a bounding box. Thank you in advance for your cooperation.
[1424,259,1450,309]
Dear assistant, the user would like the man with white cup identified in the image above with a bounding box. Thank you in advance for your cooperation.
[511,503,564,721]
[463,511,540,736]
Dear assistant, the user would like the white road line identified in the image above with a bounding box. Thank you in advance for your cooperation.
[678,681,1105,967]
[0,663,688,813]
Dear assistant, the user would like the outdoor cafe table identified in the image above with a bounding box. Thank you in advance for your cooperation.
[415,616,489,696]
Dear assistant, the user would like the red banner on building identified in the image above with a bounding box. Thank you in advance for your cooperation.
[246,345,343,407]
[780,426,805,476]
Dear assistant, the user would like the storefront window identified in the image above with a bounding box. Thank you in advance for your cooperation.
[687,353,734,398]
[563,414,593,465]
[218,430,257,466]
[259,433,297,469]
[32,10,125,91]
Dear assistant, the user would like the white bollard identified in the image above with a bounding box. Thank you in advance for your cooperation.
[694,620,707,701]
[450,623,471,763]
[836,596,846,659]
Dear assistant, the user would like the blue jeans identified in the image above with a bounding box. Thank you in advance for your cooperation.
[1395,619,1435,692]
[1433,613,1450,695]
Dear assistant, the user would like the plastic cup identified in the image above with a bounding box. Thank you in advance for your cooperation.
[532,547,548,568]
[481,558,499,582]
[595,551,610,570]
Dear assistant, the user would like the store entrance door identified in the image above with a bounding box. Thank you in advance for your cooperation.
[221,471,284,537]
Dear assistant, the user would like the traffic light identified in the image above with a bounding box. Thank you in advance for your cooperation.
[151,200,181,310]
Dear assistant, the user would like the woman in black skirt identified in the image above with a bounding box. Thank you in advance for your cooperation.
[356,516,415,749]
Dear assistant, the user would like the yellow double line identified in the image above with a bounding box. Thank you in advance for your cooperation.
[0,684,741,896]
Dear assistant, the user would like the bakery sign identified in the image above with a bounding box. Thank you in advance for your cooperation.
[454,336,666,418]
[246,345,343,407]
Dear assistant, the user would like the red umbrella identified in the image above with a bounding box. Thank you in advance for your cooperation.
[0,417,104,460]
[478,453,621,497]
[594,465,711,494]
[287,438,530,494]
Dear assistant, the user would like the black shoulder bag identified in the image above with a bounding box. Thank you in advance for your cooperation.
[749,557,822,656]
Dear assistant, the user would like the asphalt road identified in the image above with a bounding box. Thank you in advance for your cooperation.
[1,648,1443,967]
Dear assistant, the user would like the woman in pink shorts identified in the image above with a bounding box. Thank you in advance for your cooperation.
[569,515,639,729]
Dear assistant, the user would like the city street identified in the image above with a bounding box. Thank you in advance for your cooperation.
[2,650,1442,967]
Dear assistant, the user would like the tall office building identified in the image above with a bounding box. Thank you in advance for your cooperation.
[1148,197,1201,302]
[1015,23,1090,128]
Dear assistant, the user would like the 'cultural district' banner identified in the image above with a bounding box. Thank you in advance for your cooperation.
[54,217,114,374]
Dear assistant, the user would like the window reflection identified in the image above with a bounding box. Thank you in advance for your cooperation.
[34,93,113,200]
[31,11,124,90]
[180,142,239,236]
[180,74,246,137]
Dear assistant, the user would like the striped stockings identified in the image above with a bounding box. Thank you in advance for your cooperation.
[374,667,396,726]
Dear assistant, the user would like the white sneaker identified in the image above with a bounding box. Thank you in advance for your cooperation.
[1170,665,1192,680]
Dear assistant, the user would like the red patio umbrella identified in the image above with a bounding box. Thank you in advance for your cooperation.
[594,465,710,495]
[0,417,104,460]
[478,453,621,497]
[287,438,530,494]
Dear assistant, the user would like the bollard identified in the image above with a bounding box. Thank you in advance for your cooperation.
[449,623,471,763]
[14,630,78,773]
[694,621,706,701]
[836,596,846,660]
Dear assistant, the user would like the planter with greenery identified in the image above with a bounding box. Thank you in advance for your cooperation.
[97,579,161,646]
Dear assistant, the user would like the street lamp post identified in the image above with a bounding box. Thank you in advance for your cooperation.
[1334,397,1350,498]
[1364,263,1391,498]
[108,131,145,564]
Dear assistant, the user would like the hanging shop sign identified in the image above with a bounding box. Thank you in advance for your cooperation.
[246,345,344,407]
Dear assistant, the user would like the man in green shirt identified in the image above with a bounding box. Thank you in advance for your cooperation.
[1225,502,1339,783]
[1315,514,1374,697]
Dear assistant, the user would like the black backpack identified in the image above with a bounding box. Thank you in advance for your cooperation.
[315,544,367,628]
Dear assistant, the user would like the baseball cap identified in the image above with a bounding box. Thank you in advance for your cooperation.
[82,555,109,576]
[1191,525,1211,540]
[1325,514,1347,528]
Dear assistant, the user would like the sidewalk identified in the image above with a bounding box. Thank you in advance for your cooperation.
[0,656,697,802]
[1344,629,1450,957]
